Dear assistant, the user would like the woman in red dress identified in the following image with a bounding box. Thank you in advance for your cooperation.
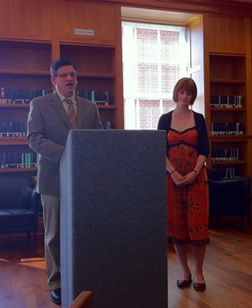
[158,78,209,291]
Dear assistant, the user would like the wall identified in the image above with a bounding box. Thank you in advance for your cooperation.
[1,0,252,178]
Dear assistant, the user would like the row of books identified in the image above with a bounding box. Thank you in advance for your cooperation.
[211,168,241,180]
[0,87,110,106]
[0,152,38,169]
[76,90,109,105]
[0,121,112,136]
[0,88,50,104]
[210,95,243,108]
[210,122,243,135]
[211,148,240,162]
[0,122,27,137]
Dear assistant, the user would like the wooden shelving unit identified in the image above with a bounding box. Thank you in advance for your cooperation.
[208,52,248,179]
[0,40,52,174]
[59,42,119,127]
[0,40,121,174]
[0,1,125,176]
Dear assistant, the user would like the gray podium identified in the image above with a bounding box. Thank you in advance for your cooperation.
[60,130,167,308]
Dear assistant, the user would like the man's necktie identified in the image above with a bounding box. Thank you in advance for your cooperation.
[65,98,77,129]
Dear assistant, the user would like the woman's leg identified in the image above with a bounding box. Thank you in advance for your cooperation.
[174,244,191,279]
[192,245,206,283]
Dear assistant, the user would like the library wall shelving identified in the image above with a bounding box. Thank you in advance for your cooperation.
[0,39,122,174]
[1,0,252,181]
[0,40,52,174]
[248,18,252,181]
[56,2,123,129]
[209,53,248,178]
[0,1,124,175]
[204,14,250,179]
[59,42,118,128]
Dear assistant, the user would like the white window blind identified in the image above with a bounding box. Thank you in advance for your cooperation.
[122,22,189,129]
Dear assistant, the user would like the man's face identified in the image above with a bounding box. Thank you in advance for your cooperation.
[51,65,77,97]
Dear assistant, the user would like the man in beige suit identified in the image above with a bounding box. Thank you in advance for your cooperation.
[27,57,102,305]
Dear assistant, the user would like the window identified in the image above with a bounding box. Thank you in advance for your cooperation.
[122,22,189,129]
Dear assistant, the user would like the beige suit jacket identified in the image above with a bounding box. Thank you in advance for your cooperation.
[27,91,103,196]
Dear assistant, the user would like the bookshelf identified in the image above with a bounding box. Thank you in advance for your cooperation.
[0,1,124,175]
[208,53,248,179]
[60,43,118,128]
[0,40,52,174]
[0,37,123,174]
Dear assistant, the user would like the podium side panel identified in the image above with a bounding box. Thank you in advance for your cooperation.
[60,137,74,307]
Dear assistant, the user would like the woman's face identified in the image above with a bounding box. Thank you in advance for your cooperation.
[177,88,192,106]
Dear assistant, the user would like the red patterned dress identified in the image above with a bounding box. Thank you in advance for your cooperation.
[167,127,209,246]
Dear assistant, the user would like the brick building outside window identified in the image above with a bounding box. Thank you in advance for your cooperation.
[122,22,189,129]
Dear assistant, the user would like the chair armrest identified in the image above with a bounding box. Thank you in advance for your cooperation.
[240,176,252,203]
[30,190,40,213]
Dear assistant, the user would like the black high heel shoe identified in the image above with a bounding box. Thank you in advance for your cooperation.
[177,274,192,288]
[193,281,206,291]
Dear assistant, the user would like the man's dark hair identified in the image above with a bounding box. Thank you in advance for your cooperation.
[50,57,77,77]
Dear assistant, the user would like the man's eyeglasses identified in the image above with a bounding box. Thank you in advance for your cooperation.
[56,72,76,78]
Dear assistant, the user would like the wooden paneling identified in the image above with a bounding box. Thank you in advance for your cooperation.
[188,16,205,115]
[207,15,246,53]
[203,14,251,178]
[113,4,124,129]
[0,41,51,71]
[89,0,252,16]
[203,14,211,159]
[58,1,117,43]
[246,18,252,136]
[0,0,252,173]
[60,44,116,74]
[246,19,252,179]
[0,0,54,40]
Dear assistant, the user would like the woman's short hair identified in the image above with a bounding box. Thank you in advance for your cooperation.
[173,77,197,105]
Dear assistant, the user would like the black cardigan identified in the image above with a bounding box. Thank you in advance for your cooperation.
[157,110,209,158]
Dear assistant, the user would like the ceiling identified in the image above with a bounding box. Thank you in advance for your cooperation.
[121,7,199,25]
[121,0,252,25]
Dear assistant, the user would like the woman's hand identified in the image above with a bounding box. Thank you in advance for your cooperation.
[170,171,186,187]
[179,171,198,186]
